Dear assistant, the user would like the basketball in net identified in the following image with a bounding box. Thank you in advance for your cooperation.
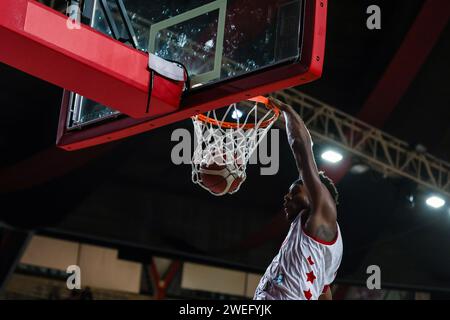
[191,96,280,196]
[198,163,244,196]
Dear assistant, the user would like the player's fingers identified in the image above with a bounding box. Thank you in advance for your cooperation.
[269,97,286,109]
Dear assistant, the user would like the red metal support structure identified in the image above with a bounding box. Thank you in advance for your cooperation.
[358,0,450,127]
[0,0,328,151]
[323,0,450,183]
[149,259,181,300]
[0,0,156,119]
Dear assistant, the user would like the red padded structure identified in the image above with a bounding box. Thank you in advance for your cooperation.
[0,0,328,150]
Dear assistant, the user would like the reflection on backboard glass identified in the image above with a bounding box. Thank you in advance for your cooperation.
[150,9,222,86]
[66,0,303,129]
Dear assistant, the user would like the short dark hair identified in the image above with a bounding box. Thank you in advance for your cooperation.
[294,171,339,205]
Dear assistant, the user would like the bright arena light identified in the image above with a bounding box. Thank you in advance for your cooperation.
[321,150,343,164]
[350,163,370,174]
[231,109,243,120]
[426,196,446,209]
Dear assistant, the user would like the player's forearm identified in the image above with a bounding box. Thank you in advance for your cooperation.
[283,107,320,183]
[270,97,319,179]
[282,106,313,152]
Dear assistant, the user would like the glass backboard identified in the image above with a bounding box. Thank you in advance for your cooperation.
[57,0,326,149]
[65,0,304,129]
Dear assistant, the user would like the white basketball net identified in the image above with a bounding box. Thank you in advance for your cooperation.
[191,100,279,195]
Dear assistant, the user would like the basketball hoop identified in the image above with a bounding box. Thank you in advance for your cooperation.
[191,96,280,196]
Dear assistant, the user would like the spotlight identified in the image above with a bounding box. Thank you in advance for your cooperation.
[415,144,427,154]
[425,196,446,209]
[407,194,415,209]
[231,109,243,120]
[321,150,343,164]
[350,163,370,174]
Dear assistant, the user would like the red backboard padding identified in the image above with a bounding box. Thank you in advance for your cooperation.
[0,0,327,150]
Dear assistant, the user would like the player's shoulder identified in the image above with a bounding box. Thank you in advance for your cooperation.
[301,215,340,246]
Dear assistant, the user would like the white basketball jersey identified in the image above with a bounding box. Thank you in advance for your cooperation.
[254,214,343,300]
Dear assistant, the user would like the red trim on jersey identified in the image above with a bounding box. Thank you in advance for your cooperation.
[322,284,330,294]
[302,225,339,246]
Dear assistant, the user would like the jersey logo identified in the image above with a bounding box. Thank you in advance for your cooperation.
[274,274,284,285]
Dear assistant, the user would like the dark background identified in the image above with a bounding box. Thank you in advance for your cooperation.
[1,0,450,292]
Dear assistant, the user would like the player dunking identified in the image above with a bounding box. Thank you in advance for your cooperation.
[254,97,343,300]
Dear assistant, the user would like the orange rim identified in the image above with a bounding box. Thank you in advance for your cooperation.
[196,96,280,129]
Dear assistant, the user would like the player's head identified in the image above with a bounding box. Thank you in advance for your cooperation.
[283,172,339,222]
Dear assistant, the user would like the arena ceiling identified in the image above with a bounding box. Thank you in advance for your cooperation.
[1,0,449,292]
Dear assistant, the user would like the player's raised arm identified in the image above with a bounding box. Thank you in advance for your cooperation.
[269,97,335,221]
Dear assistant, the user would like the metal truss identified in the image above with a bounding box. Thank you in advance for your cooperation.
[272,88,450,198]
[35,0,450,197]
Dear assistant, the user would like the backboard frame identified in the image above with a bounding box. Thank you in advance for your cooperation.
[0,0,327,151]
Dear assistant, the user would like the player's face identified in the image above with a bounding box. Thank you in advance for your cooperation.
[283,182,310,222]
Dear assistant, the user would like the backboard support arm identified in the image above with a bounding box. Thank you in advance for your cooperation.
[0,0,327,151]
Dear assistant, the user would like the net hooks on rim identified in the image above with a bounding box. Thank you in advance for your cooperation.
[191,96,280,196]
